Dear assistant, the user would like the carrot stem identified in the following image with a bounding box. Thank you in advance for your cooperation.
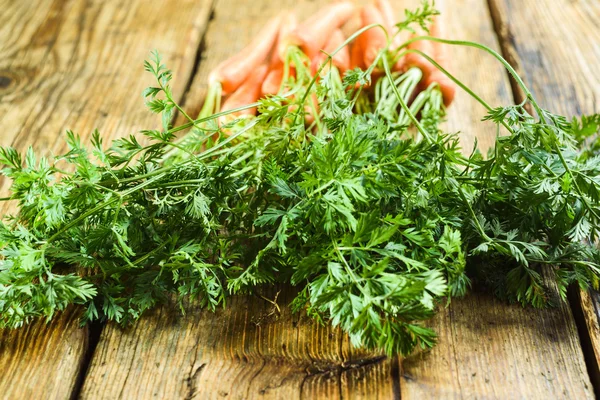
[381,55,430,142]
[398,36,544,118]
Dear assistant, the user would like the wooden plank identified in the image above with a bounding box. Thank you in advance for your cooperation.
[427,1,513,153]
[398,0,593,398]
[573,288,600,389]
[80,0,593,398]
[488,0,600,390]
[0,0,213,398]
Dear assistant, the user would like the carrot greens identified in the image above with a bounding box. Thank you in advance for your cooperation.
[1,3,600,357]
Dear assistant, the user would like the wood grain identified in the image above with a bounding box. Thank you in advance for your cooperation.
[0,0,213,192]
[81,0,593,398]
[489,0,600,388]
[430,0,513,154]
[0,0,213,398]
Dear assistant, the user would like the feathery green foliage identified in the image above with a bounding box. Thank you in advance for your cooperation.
[1,3,599,356]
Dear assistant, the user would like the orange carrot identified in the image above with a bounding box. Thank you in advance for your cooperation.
[208,15,282,95]
[427,68,456,107]
[375,0,395,32]
[275,13,299,62]
[262,68,284,96]
[221,64,269,117]
[262,13,298,96]
[350,36,366,70]
[376,0,405,71]
[328,29,350,72]
[261,66,298,96]
[403,33,436,77]
[359,5,388,67]
[310,29,350,75]
[423,23,456,106]
[402,19,456,106]
[285,2,355,58]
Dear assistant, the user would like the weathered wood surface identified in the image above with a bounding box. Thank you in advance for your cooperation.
[79,0,594,399]
[489,0,600,387]
[0,0,213,398]
[403,290,593,398]
[431,0,512,153]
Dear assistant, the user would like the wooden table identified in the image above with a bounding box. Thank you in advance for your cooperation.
[1,0,599,398]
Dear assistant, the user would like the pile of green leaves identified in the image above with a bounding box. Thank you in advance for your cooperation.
[1,5,600,356]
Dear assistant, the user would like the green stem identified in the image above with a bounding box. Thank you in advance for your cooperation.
[196,119,259,161]
[128,239,171,268]
[46,173,166,244]
[401,36,544,115]
[310,179,335,197]
[553,142,600,221]
[334,244,367,295]
[456,186,491,242]
[381,56,431,143]
[149,178,206,189]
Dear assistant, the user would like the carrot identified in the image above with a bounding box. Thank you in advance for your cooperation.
[403,33,435,76]
[262,13,298,96]
[221,64,269,118]
[423,23,456,106]
[426,68,456,107]
[276,13,299,61]
[208,15,282,95]
[359,5,388,67]
[375,0,406,71]
[375,0,396,32]
[285,2,355,58]
[327,30,350,72]
[310,29,350,75]
[262,68,284,96]
[349,38,366,70]
[262,66,298,96]
[403,19,456,106]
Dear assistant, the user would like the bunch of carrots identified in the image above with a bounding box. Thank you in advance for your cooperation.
[202,0,455,128]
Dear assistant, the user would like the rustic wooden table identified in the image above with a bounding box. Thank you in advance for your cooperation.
[1,0,599,398]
